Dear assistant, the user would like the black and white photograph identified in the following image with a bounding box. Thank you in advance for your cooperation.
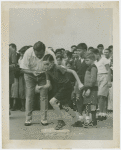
[2,1,120,149]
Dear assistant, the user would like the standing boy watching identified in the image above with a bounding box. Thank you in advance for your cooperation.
[97,44,104,56]
[94,49,112,120]
[72,43,88,127]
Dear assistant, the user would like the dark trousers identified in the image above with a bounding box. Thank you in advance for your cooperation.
[75,82,84,115]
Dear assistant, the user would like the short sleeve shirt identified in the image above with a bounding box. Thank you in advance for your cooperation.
[47,64,69,84]
[84,64,98,88]
[95,57,109,74]
[20,47,57,72]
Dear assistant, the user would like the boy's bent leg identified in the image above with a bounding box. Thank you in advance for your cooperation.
[50,97,62,119]
[62,105,78,122]
[75,83,84,116]
[50,98,66,130]
[40,87,48,124]
[24,74,36,122]
[76,94,83,115]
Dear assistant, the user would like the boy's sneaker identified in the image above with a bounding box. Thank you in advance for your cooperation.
[93,120,97,127]
[55,120,66,130]
[84,122,89,128]
[71,121,84,127]
[89,120,97,128]
[102,116,107,120]
[97,116,102,121]
[24,120,32,126]
[41,120,48,126]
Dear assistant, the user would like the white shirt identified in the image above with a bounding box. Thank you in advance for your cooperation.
[95,57,109,74]
[79,57,84,63]
[20,47,57,72]
[106,57,111,65]
[18,57,23,68]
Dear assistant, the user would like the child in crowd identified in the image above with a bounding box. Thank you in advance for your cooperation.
[108,45,113,56]
[73,43,88,127]
[62,50,73,67]
[66,51,73,60]
[18,46,31,111]
[65,60,76,109]
[93,49,112,120]
[11,46,31,111]
[40,54,83,130]
[55,49,62,57]
[72,49,79,60]
[71,45,77,53]
[61,48,66,58]
[97,44,104,56]
[104,48,112,63]
[88,47,94,52]
[107,55,113,112]
[104,48,113,112]
[56,55,63,66]
[83,52,98,128]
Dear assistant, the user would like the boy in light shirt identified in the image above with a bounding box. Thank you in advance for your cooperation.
[93,49,112,121]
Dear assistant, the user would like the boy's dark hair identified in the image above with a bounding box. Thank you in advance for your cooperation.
[19,46,32,53]
[66,51,72,58]
[104,48,111,53]
[43,54,54,62]
[33,41,46,52]
[65,50,70,53]
[56,54,63,60]
[77,43,87,50]
[9,43,17,50]
[108,45,113,50]
[65,60,73,66]
[61,48,65,51]
[71,45,77,49]
[93,48,100,54]
[97,44,104,48]
[88,47,94,50]
[85,52,95,60]
[73,49,77,53]
[55,49,62,54]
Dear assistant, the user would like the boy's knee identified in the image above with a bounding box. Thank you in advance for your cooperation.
[62,105,70,112]
[50,98,57,105]
[76,96,80,101]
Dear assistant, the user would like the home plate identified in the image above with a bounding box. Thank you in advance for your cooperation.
[41,128,70,133]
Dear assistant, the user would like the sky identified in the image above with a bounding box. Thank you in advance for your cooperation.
[9,8,113,51]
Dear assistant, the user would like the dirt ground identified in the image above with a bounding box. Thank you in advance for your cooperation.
[9,110,113,140]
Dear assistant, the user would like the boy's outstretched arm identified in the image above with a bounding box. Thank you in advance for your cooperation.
[21,69,45,76]
[67,69,83,90]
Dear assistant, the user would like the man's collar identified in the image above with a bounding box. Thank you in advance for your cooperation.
[32,49,36,57]
[32,48,45,60]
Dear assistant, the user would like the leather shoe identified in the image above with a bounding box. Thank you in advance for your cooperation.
[24,120,32,126]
